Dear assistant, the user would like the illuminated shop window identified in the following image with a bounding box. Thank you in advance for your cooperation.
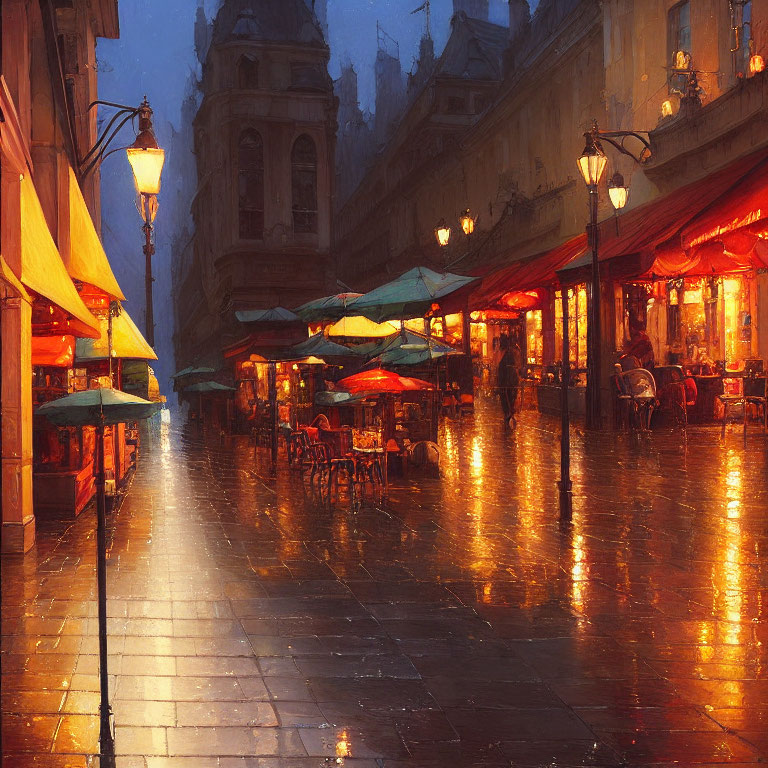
[555,285,588,369]
[526,309,543,365]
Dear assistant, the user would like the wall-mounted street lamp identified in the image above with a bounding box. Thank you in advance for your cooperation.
[607,172,628,211]
[77,96,163,768]
[459,208,476,236]
[576,121,650,430]
[435,218,451,247]
[81,97,165,348]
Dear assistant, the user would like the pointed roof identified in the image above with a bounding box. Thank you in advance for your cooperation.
[438,13,507,80]
[211,0,326,47]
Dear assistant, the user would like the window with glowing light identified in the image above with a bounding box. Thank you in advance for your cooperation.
[291,135,318,234]
[555,285,588,369]
[238,130,264,239]
[668,1,691,93]
[525,310,543,366]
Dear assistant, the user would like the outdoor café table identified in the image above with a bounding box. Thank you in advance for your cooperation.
[351,445,388,496]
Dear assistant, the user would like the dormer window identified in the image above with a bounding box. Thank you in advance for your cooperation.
[237,56,259,89]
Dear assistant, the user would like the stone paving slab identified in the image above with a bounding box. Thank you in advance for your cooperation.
[2,401,768,765]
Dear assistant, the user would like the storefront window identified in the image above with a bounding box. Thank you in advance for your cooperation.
[526,309,543,365]
[554,285,588,369]
[723,276,753,364]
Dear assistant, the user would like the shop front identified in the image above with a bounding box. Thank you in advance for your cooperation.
[596,147,768,425]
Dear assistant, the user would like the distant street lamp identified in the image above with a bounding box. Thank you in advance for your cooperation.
[459,208,476,236]
[577,121,650,429]
[435,218,451,247]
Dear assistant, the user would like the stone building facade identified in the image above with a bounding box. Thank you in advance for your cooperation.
[1,0,121,552]
[174,0,337,373]
[334,0,768,415]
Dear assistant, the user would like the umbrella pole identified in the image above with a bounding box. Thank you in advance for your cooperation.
[95,417,115,765]
[269,362,278,468]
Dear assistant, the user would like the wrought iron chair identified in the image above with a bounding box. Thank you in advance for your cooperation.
[617,367,657,430]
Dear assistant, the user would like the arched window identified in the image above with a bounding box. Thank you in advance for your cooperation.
[238,130,264,239]
[291,134,317,233]
[237,56,259,89]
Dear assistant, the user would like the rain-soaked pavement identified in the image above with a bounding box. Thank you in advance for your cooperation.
[2,398,768,767]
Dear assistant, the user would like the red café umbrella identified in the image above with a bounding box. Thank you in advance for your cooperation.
[337,367,434,394]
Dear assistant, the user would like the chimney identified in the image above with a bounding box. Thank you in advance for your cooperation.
[508,0,530,41]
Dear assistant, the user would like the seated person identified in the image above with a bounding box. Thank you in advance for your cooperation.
[623,320,654,369]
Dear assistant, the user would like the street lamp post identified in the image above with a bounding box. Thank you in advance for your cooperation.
[126,100,164,348]
[83,97,165,347]
[577,122,648,430]
[78,96,163,766]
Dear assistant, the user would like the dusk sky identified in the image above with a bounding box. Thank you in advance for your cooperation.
[95,0,516,391]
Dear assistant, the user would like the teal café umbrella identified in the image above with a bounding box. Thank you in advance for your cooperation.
[36,388,161,766]
[347,267,477,323]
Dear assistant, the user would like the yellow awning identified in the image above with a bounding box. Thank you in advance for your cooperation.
[75,308,157,361]
[326,316,400,338]
[20,175,100,338]
[66,165,125,300]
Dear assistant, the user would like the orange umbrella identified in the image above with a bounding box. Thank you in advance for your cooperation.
[337,368,434,394]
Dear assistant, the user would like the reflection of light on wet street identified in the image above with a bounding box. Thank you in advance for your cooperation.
[4,398,768,764]
[571,532,587,613]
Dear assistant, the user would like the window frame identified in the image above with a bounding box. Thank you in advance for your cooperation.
[291,134,318,234]
[237,129,265,240]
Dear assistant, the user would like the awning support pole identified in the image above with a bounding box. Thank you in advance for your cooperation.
[559,288,572,519]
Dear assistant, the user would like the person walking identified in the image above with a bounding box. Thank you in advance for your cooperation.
[498,335,520,426]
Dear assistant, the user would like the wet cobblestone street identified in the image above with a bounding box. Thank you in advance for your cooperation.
[3,399,768,767]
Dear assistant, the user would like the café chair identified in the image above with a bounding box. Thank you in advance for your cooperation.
[287,430,310,467]
[718,375,767,439]
[308,442,355,501]
[458,393,475,417]
[616,366,657,430]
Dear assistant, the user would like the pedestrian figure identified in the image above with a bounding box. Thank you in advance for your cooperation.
[498,335,520,426]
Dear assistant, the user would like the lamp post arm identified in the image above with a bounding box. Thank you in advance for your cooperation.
[80,107,136,166]
[597,130,652,164]
[86,99,140,113]
[80,112,136,179]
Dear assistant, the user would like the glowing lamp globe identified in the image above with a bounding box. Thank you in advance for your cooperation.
[126,144,165,195]
[608,172,628,211]
[577,132,607,187]
[126,99,165,195]
[435,218,451,247]
[749,54,765,76]
[459,209,475,236]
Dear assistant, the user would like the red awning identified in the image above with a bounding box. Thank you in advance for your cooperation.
[597,147,768,265]
[31,335,75,367]
[682,155,768,249]
[469,235,587,309]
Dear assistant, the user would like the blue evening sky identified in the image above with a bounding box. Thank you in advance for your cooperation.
[95,0,516,393]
